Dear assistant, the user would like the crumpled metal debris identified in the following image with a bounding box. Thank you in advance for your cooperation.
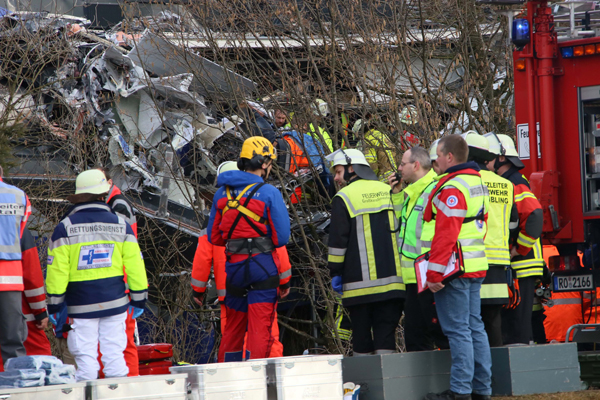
[0,11,254,214]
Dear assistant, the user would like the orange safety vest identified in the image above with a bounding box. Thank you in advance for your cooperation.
[544,291,586,342]
[282,135,310,175]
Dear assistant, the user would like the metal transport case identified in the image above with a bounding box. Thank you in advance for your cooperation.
[171,360,268,400]
[265,355,343,400]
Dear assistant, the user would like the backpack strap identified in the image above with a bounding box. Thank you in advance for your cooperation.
[223,182,267,239]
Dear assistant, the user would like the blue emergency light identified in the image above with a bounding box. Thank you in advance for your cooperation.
[512,18,530,48]
[561,47,574,58]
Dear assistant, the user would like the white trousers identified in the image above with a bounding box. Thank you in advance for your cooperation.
[68,312,128,381]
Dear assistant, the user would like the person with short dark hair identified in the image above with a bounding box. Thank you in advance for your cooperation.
[207,137,290,362]
[273,109,289,129]
[423,135,492,400]
[437,134,469,164]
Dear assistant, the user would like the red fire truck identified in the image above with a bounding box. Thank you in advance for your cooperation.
[485,0,600,293]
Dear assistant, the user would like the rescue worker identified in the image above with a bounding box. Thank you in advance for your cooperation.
[0,165,31,363]
[389,146,448,351]
[307,99,334,152]
[99,168,141,377]
[327,149,404,356]
[19,228,50,357]
[273,109,289,129]
[463,131,515,347]
[192,161,291,358]
[46,169,148,381]
[361,121,398,182]
[0,227,51,371]
[423,135,492,400]
[52,168,143,375]
[207,137,290,362]
[485,133,544,345]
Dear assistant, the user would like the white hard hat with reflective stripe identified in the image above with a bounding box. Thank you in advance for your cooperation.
[75,170,111,195]
[495,134,519,157]
[429,139,440,161]
[484,132,504,156]
[327,149,370,169]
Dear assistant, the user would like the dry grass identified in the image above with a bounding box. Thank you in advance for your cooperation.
[495,390,600,399]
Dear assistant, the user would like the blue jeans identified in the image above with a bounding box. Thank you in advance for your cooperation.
[434,277,492,395]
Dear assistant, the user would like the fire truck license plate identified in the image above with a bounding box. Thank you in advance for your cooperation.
[554,274,594,291]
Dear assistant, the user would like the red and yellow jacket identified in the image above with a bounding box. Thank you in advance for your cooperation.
[424,162,489,283]
[21,228,48,323]
[502,167,544,278]
[191,230,292,301]
[106,185,137,238]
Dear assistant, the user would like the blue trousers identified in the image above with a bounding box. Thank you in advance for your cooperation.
[434,277,492,396]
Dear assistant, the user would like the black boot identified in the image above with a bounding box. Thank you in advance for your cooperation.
[423,390,472,400]
[471,394,491,400]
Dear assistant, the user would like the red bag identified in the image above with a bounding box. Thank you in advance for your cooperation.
[137,343,173,362]
[139,360,172,376]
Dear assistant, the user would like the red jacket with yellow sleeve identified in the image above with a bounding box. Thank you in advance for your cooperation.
[21,228,47,323]
[502,167,544,278]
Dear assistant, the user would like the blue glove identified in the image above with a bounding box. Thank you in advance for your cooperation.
[129,306,144,319]
[48,314,57,327]
[332,276,343,295]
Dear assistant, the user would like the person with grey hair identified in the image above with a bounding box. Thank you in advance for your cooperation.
[388,147,448,351]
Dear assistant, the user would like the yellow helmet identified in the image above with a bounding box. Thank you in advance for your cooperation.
[75,169,111,195]
[239,136,277,161]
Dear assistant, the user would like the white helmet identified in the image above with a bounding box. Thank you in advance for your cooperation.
[216,161,238,176]
[327,149,377,181]
[461,130,495,162]
[328,149,370,168]
[496,134,519,158]
[75,169,111,195]
[399,105,418,125]
[484,132,504,156]
[312,99,330,117]
[351,119,363,134]
[484,132,524,169]
[429,139,440,161]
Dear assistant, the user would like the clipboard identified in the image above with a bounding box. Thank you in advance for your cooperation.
[414,243,465,293]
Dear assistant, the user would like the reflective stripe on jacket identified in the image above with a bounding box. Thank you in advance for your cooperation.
[328,178,404,307]
[21,228,48,321]
[394,169,437,284]
[106,186,137,238]
[503,167,543,278]
[46,202,148,319]
[0,180,30,291]
[362,129,398,181]
[307,123,333,152]
[480,170,513,266]
[543,291,585,342]
[425,165,490,280]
